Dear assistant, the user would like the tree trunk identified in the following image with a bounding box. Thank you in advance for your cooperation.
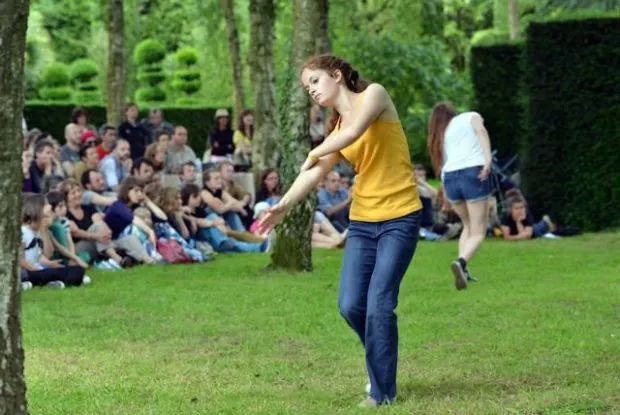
[270,0,325,272]
[0,0,30,414]
[221,0,245,124]
[249,0,280,173]
[316,0,330,53]
[107,0,125,126]
[508,0,521,40]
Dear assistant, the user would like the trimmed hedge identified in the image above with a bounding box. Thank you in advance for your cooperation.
[23,103,227,157]
[470,42,524,160]
[521,17,620,231]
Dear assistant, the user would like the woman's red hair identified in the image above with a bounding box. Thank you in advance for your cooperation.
[427,101,457,176]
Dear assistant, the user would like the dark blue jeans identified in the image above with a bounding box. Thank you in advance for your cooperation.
[338,210,421,404]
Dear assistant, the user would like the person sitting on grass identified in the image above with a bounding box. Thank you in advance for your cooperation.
[102,177,158,265]
[20,193,90,289]
[181,184,268,253]
[46,190,90,268]
[500,196,556,241]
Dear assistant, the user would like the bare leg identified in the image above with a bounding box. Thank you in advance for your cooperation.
[312,232,340,249]
[448,199,488,290]
[462,199,489,261]
[451,202,470,259]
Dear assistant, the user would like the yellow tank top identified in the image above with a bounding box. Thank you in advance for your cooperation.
[337,100,422,222]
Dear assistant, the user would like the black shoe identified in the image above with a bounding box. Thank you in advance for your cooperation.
[450,260,468,290]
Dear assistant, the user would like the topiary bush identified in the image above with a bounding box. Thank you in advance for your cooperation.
[172,46,202,104]
[39,63,72,101]
[134,39,167,104]
[70,58,101,104]
[521,15,620,231]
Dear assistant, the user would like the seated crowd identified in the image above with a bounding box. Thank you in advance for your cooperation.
[20,104,563,291]
[19,105,353,290]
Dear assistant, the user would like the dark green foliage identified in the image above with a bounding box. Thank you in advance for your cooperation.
[39,63,72,101]
[134,39,167,104]
[23,103,222,157]
[173,47,202,104]
[133,39,167,65]
[33,0,93,62]
[470,42,524,159]
[70,59,100,104]
[521,17,620,231]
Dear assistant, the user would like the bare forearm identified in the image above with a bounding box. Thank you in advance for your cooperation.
[72,228,99,241]
[52,238,77,260]
[477,129,492,164]
[326,199,350,217]
[281,167,324,208]
[145,199,167,220]
[20,258,40,272]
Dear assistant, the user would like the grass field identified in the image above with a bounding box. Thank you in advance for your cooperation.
[22,233,620,414]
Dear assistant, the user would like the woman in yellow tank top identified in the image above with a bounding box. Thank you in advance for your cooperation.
[258,54,422,408]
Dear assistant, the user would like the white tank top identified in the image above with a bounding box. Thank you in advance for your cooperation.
[441,111,485,176]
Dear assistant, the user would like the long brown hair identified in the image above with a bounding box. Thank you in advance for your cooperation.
[301,54,370,135]
[236,109,253,139]
[160,187,181,215]
[427,101,457,175]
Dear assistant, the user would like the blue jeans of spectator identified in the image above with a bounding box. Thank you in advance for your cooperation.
[223,211,245,232]
[338,210,421,404]
[196,213,262,253]
[533,219,550,238]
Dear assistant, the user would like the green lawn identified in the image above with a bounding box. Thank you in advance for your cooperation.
[23,233,620,414]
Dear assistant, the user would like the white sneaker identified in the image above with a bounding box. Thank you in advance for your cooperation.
[46,281,65,289]
[82,275,92,285]
[21,281,33,291]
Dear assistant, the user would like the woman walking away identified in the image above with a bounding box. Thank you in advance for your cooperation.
[428,101,492,290]
[258,53,422,408]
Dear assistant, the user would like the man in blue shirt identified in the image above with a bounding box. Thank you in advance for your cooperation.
[317,170,351,232]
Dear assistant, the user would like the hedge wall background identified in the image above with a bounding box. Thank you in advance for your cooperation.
[470,42,524,160]
[23,103,227,157]
[521,17,620,231]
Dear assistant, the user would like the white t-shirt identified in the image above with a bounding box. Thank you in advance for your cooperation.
[441,111,486,176]
[21,225,44,270]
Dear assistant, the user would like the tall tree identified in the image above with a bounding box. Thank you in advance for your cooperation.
[508,0,521,39]
[316,0,331,53]
[249,0,280,172]
[222,0,246,124]
[107,0,124,125]
[0,0,30,413]
[269,0,325,271]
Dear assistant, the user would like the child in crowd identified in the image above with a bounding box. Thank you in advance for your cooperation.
[46,190,91,267]
[20,193,90,289]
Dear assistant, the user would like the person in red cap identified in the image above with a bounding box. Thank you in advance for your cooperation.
[80,130,97,146]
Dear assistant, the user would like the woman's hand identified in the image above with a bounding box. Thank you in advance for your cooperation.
[479,163,491,181]
[257,201,289,235]
[75,257,89,269]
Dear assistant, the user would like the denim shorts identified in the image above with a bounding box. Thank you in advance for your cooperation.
[443,166,491,204]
